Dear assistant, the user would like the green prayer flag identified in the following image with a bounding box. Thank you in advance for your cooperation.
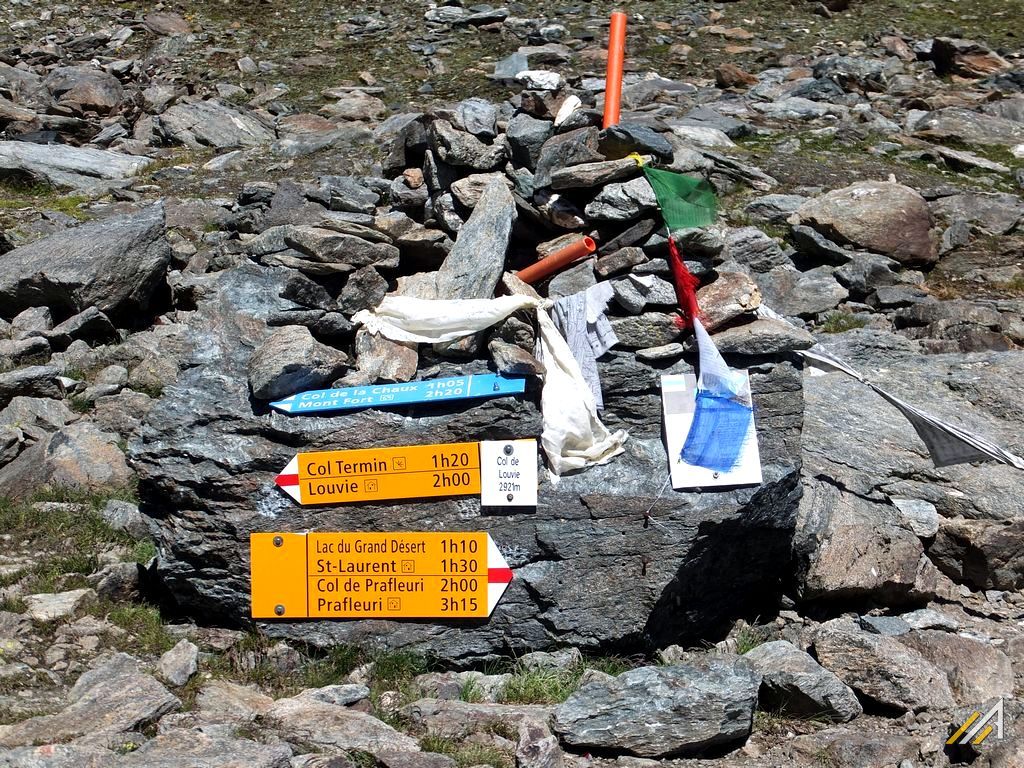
[642,166,718,231]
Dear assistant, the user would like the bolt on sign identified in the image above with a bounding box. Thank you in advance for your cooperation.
[269,374,527,415]
[275,439,538,507]
[250,532,513,619]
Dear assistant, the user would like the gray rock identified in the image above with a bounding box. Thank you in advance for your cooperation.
[264,696,418,755]
[723,227,790,272]
[0,141,152,192]
[119,728,293,767]
[196,680,275,723]
[506,113,553,170]
[833,253,900,299]
[283,226,400,274]
[711,317,815,356]
[517,720,562,768]
[795,476,934,606]
[0,652,179,746]
[340,266,388,313]
[316,176,380,215]
[80,364,128,404]
[914,107,1024,147]
[898,630,1014,704]
[144,11,192,35]
[25,588,95,622]
[533,127,603,189]
[900,608,959,632]
[813,623,955,712]
[891,498,940,538]
[159,639,199,686]
[92,561,141,602]
[744,194,807,223]
[0,366,62,409]
[403,699,551,739]
[10,306,53,338]
[0,743,114,767]
[248,325,348,400]
[595,247,647,278]
[696,271,761,331]
[585,176,657,221]
[758,265,848,318]
[930,192,1024,236]
[45,66,123,114]
[610,312,680,348]
[930,518,1024,590]
[160,100,275,149]
[348,329,418,384]
[552,660,760,757]
[744,640,862,722]
[550,158,641,190]
[433,179,515,300]
[489,339,544,376]
[790,225,854,266]
[599,123,674,161]
[0,203,170,323]
[294,683,369,707]
[45,307,118,350]
[453,98,499,139]
[429,120,506,171]
[0,337,48,365]
[858,615,911,636]
[450,172,511,209]
[793,181,936,265]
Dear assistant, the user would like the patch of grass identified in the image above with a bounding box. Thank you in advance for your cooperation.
[68,396,94,414]
[0,178,91,220]
[498,654,637,705]
[132,540,157,565]
[734,624,770,655]
[300,645,365,689]
[459,676,484,703]
[818,312,869,334]
[105,602,176,655]
[131,382,165,399]
[0,596,27,613]
[419,733,514,768]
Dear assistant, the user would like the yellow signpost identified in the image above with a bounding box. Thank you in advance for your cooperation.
[274,442,482,505]
[250,531,513,619]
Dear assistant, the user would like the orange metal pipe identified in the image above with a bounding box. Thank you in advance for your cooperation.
[603,11,627,129]
[515,236,597,285]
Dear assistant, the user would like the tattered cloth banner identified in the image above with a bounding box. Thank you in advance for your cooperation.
[800,346,1024,471]
[353,295,628,477]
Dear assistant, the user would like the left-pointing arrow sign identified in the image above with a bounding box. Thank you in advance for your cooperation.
[250,531,514,619]
[275,442,481,506]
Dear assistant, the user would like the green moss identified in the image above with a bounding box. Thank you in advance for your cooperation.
[819,312,869,334]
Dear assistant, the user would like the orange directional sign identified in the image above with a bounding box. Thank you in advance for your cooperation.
[250,532,513,619]
[275,442,481,505]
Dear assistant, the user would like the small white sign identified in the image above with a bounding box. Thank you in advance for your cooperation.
[479,439,538,507]
[661,373,762,489]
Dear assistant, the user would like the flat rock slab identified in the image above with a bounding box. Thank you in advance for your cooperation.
[402,699,552,739]
[25,588,95,622]
[119,727,292,767]
[264,697,418,755]
[160,100,275,149]
[131,262,803,663]
[0,653,179,747]
[0,142,151,192]
[0,202,170,322]
[552,660,760,757]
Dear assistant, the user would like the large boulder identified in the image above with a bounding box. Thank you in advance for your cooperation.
[792,181,936,266]
[0,203,170,323]
[131,262,804,663]
[552,659,760,757]
[795,330,1024,606]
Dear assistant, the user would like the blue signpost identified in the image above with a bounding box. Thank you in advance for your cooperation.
[270,373,528,415]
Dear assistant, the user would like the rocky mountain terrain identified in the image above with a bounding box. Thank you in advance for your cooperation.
[0,0,1022,766]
